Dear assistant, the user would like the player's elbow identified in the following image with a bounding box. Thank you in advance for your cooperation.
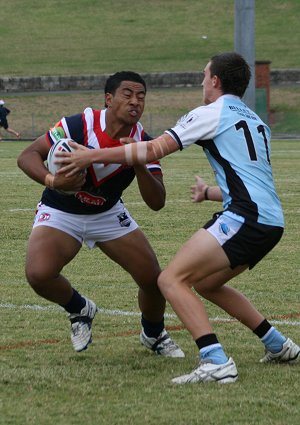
[147,190,166,211]
[151,199,165,211]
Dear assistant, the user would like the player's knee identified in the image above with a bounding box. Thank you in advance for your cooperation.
[134,261,161,290]
[136,273,160,293]
[25,264,55,290]
[157,270,175,298]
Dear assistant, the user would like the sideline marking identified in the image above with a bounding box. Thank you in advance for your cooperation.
[1,303,299,351]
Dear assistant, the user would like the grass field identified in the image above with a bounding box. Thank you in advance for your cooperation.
[1,1,299,423]
[1,0,300,76]
[1,140,299,425]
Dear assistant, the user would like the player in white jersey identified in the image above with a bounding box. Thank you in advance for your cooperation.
[17,71,184,358]
[56,53,299,382]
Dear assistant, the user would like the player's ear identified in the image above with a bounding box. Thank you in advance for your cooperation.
[105,93,113,108]
[212,75,220,88]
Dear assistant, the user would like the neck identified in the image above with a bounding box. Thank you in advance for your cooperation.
[105,109,133,139]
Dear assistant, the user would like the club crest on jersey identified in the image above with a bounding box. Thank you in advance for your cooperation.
[176,112,197,129]
[118,212,131,227]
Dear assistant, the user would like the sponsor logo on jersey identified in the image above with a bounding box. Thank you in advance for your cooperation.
[75,191,106,206]
[117,212,131,227]
[228,105,258,121]
[50,126,65,142]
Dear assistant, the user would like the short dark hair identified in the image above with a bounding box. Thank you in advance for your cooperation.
[209,52,251,97]
[104,71,147,95]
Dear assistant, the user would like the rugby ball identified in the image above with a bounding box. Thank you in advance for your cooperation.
[47,138,77,175]
[47,138,78,194]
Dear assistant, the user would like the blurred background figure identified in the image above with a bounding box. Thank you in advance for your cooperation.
[0,99,20,140]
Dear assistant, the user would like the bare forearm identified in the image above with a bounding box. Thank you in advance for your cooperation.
[90,134,178,165]
[134,166,166,210]
[17,136,86,191]
[17,147,49,185]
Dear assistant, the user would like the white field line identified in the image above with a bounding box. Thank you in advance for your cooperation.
[1,303,300,327]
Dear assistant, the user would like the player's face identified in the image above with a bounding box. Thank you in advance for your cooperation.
[106,81,146,125]
[201,61,217,105]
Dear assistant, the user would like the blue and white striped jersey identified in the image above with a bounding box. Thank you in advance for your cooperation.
[166,95,284,227]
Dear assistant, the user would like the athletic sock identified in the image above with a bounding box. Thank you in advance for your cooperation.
[196,333,228,365]
[60,289,86,314]
[141,314,164,339]
[253,319,286,353]
[261,327,286,353]
[200,344,229,365]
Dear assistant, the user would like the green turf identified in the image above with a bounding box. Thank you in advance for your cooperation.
[1,0,300,77]
[0,1,299,422]
[0,140,299,425]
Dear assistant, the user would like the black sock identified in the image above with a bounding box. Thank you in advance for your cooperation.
[141,314,164,338]
[253,319,272,338]
[60,289,86,314]
[195,333,219,350]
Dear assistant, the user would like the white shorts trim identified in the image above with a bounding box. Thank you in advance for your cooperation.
[32,201,138,248]
[206,211,244,246]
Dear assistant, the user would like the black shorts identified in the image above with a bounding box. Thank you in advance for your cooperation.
[203,211,284,269]
[0,118,8,129]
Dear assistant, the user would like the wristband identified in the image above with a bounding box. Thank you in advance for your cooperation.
[204,186,209,200]
[44,173,55,189]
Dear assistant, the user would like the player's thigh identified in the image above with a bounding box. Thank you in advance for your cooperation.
[26,225,81,275]
[193,264,248,295]
[97,228,161,284]
[160,228,231,288]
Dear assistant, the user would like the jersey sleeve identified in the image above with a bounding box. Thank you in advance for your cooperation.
[47,113,85,146]
[165,103,221,149]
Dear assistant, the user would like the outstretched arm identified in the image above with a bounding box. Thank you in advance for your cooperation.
[56,134,179,176]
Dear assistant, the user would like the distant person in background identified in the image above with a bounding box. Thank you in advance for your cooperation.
[56,52,299,384]
[17,71,184,358]
[0,100,20,141]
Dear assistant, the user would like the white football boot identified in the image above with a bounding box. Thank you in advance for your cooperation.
[140,328,185,358]
[69,297,97,352]
[260,338,300,363]
[171,358,238,384]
